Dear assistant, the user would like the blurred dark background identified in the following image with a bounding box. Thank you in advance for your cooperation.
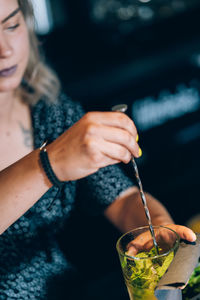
[32,1,200,298]
[33,0,200,226]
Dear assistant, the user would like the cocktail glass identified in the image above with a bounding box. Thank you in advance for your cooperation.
[116,226,180,300]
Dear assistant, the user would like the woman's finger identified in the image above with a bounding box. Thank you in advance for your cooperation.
[94,124,140,157]
[126,232,154,256]
[84,111,137,139]
[164,224,196,242]
[99,140,133,164]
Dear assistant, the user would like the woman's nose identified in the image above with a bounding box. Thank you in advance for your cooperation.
[0,35,12,59]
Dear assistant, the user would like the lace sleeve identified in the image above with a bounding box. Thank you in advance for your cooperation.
[76,164,135,215]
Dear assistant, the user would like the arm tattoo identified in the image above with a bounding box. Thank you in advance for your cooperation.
[19,122,33,149]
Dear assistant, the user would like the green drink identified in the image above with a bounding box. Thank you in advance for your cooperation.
[116,226,180,300]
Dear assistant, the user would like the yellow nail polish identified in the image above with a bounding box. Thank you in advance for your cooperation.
[139,148,142,157]
[136,134,139,142]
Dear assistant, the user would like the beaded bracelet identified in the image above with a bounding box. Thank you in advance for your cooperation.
[39,141,66,210]
[39,141,65,189]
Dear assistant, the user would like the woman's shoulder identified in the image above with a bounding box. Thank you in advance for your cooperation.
[32,93,85,122]
[32,93,84,125]
[31,92,85,144]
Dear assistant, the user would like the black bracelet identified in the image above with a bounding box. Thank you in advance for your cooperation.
[39,141,65,189]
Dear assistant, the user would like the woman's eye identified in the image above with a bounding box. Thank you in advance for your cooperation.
[6,23,20,31]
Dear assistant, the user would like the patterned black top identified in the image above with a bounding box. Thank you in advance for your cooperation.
[0,94,134,299]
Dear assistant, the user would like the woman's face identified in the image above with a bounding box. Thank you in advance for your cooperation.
[0,0,30,94]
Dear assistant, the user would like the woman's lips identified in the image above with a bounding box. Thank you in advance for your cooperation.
[0,65,17,77]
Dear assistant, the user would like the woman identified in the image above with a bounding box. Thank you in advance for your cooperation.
[0,0,196,299]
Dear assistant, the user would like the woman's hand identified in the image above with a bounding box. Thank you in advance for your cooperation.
[47,111,140,181]
[127,224,196,257]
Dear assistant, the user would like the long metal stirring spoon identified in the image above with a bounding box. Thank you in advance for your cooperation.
[112,104,159,255]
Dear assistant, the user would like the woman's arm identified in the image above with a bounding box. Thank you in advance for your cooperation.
[0,111,140,234]
[0,149,52,234]
[104,186,196,241]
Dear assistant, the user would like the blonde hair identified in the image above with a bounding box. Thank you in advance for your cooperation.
[17,0,60,105]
